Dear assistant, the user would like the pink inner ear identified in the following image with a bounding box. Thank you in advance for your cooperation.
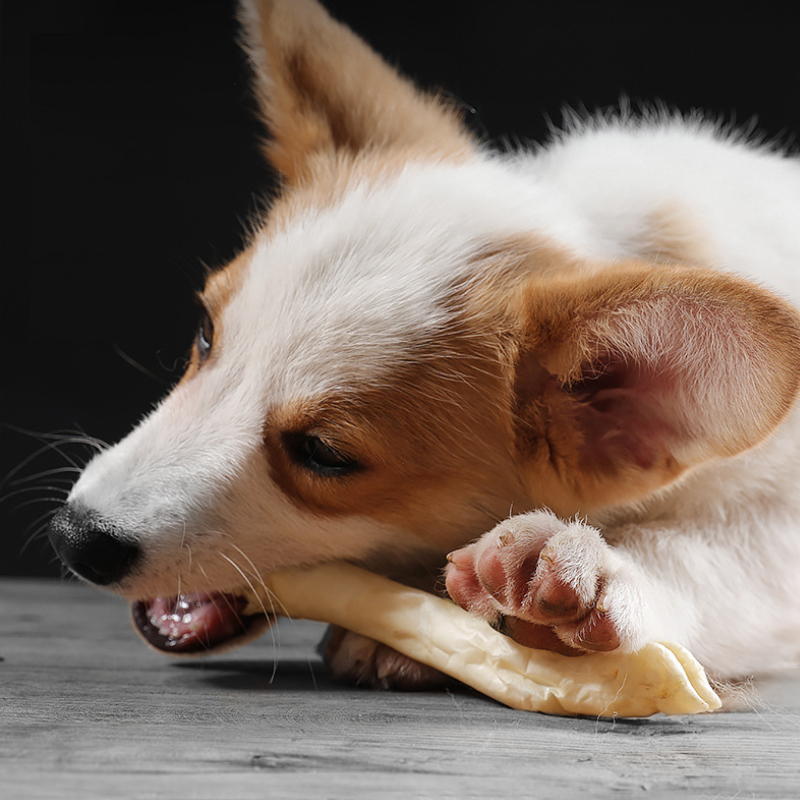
[516,267,800,495]
[566,360,680,473]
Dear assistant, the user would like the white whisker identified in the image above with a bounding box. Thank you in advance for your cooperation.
[218,552,274,619]
[1,484,71,505]
[227,542,291,619]
[217,548,282,680]
[8,465,83,486]
[20,520,52,556]
[12,495,69,511]
[1,430,107,488]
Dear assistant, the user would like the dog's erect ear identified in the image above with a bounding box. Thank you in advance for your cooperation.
[238,0,474,183]
[509,263,800,513]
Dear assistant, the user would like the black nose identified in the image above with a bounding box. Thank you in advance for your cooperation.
[47,504,141,586]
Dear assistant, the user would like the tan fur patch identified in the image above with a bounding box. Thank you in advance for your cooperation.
[641,205,715,265]
[261,319,527,554]
[243,0,475,186]
[179,249,254,384]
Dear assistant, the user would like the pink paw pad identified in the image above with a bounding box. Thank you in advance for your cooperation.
[445,512,641,655]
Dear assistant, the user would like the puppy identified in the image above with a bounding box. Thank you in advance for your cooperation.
[48,0,800,696]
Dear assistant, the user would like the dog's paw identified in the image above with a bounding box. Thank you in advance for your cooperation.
[322,626,450,690]
[445,511,645,655]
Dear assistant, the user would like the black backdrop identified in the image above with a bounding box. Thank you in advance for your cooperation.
[2,1,799,577]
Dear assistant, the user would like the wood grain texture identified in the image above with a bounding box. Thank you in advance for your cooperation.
[1,578,799,799]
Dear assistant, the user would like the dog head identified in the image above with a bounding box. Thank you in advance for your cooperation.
[48,0,800,655]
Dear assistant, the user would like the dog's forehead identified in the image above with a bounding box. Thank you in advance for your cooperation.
[217,167,488,397]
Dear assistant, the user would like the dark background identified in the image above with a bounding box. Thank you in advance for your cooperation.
[2,1,799,577]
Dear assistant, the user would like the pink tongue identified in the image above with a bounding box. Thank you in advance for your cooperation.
[132,592,249,653]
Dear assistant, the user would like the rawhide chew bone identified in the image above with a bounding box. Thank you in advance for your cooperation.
[252,562,721,717]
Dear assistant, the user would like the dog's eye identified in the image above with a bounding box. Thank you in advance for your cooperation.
[282,433,360,477]
[196,312,214,365]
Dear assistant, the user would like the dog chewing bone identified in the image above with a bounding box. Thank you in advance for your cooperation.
[251,563,721,717]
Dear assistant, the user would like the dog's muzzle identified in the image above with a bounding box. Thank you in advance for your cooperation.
[48,502,275,655]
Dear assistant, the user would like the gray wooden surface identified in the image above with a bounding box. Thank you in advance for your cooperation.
[2,578,799,799]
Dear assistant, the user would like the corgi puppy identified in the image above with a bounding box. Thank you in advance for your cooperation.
[47,0,800,697]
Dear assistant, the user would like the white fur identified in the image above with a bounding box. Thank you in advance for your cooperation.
[530,117,800,297]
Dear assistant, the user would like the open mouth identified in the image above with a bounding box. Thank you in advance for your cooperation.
[131,592,275,655]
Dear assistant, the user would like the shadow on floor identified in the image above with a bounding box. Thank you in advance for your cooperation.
[170,657,347,693]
